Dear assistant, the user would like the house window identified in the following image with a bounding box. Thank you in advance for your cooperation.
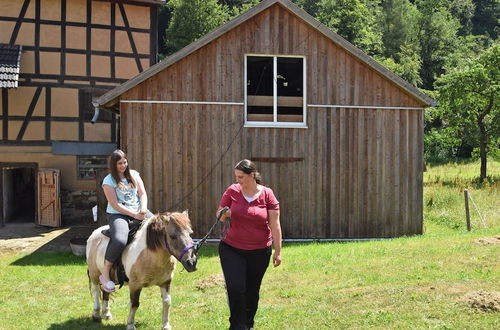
[77,155,107,180]
[245,55,306,127]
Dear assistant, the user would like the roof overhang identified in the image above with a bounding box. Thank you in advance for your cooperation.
[0,44,22,89]
[127,0,165,5]
[96,0,434,109]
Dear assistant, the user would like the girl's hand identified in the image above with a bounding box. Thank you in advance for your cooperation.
[136,211,147,221]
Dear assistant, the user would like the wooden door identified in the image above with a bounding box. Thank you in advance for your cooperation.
[37,168,61,227]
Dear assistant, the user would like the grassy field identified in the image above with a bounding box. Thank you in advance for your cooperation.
[0,160,498,330]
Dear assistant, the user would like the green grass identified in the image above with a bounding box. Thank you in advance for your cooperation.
[0,160,498,330]
[424,159,500,230]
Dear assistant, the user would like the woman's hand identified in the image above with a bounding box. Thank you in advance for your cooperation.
[273,252,281,267]
[217,207,231,222]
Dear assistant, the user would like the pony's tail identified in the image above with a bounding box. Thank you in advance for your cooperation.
[87,268,92,297]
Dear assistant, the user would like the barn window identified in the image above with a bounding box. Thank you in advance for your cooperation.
[245,55,306,128]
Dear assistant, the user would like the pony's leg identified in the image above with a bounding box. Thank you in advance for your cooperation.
[160,280,172,330]
[90,281,102,322]
[101,291,113,320]
[126,285,142,330]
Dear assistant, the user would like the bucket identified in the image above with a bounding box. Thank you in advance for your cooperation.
[70,237,87,257]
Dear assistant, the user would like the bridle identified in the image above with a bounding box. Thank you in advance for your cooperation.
[164,207,230,260]
[164,239,196,262]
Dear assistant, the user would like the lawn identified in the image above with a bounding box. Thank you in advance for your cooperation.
[0,160,498,330]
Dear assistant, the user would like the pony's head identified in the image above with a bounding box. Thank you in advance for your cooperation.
[147,211,197,272]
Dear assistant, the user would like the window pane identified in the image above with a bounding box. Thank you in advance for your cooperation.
[77,155,107,180]
[247,106,273,122]
[247,56,273,96]
[277,57,303,97]
[278,106,303,122]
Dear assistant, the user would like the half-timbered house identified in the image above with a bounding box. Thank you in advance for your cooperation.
[0,0,164,227]
[96,0,434,239]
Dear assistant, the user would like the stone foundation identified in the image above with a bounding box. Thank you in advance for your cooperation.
[61,189,97,226]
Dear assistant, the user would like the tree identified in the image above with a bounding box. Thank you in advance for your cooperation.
[376,44,422,86]
[317,0,383,56]
[415,0,461,89]
[471,0,499,39]
[380,0,420,59]
[165,0,229,55]
[435,43,500,180]
[450,0,475,36]
[291,0,321,16]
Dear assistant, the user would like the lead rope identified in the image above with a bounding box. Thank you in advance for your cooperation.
[194,207,230,254]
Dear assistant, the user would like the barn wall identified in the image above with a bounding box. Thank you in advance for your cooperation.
[120,4,424,238]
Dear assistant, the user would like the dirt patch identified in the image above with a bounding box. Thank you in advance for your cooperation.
[460,291,500,312]
[474,236,500,245]
[196,273,225,291]
[0,223,96,256]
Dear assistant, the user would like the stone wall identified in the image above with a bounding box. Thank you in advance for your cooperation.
[61,189,97,226]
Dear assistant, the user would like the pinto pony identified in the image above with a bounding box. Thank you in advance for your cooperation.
[86,211,197,330]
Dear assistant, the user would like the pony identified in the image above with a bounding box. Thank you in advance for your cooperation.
[86,211,198,330]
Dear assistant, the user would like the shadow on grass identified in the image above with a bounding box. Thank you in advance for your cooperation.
[11,251,87,266]
[47,316,124,329]
[11,242,219,266]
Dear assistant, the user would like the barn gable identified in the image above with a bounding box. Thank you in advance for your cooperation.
[97,0,433,109]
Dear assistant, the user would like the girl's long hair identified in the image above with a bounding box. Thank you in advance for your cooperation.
[234,159,262,184]
[109,149,136,189]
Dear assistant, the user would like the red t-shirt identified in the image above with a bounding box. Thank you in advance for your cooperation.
[219,183,280,250]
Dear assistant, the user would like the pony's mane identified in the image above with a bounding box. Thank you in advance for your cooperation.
[168,212,192,231]
[145,212,192,251]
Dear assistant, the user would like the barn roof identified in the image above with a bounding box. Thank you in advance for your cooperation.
[96,0,434,108]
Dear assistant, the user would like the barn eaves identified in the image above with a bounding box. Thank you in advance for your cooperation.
[0,44,22,89]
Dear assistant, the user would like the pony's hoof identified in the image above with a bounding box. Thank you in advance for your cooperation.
[126,324,136,330]
[162,325,172,330]
[103,313,112,321]
[92,315,101,323]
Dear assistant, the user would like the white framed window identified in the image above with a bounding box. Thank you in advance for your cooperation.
[244,54,307,128]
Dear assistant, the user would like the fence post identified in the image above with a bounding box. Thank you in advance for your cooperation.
[464,189,471,231]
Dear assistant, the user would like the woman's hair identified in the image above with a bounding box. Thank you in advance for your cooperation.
[109,149,136,188]
[234,159,262,184]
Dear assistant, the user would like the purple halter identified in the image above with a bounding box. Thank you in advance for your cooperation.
[164,239,195,261]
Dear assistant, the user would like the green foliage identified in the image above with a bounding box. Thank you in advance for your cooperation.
[435,43,500,177]
[376,44,422,86]
[449,0,476,36]
[165,0,230,54]
[415,0,462,89]
[379,0,420,59]
[291,0,321,16]
[317,0,383,56]
[443,34,491,72]
[472,0,500,39]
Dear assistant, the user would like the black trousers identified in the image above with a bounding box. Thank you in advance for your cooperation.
[219,241,272,330]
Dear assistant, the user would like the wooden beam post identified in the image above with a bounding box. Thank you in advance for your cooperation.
[464,189,471,231]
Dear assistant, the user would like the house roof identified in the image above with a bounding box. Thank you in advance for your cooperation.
[96,0,434,108]
[0,44,22,89]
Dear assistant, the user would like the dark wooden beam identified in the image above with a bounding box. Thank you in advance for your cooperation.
[16,87,43,140]
[8,0,30,45]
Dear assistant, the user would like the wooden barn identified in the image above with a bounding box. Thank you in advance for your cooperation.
[95,0,434,239]
[0,0,164,227]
